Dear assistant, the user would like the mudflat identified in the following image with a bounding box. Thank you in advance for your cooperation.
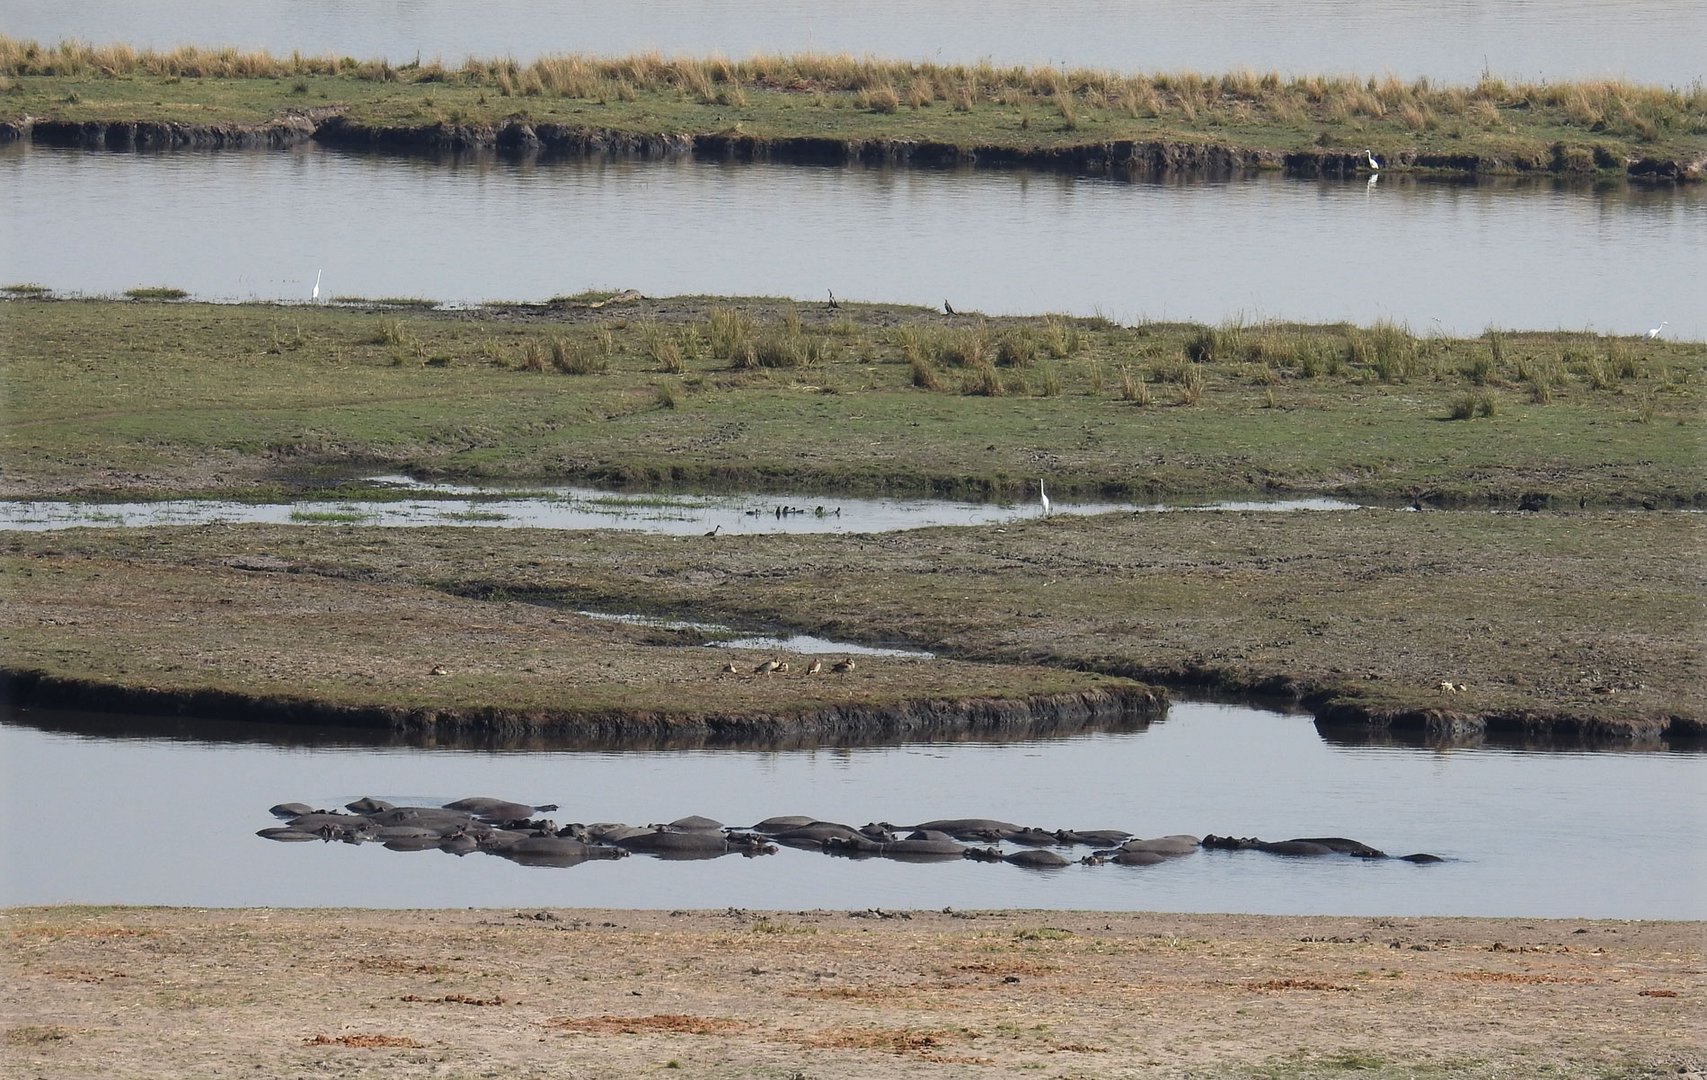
[2,906,1700,1079]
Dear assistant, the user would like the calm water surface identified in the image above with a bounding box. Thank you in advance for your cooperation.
[9,0,1705,84]
[4,147,1701,339]
[4,702,1703,918]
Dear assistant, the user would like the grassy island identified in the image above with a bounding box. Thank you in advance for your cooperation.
[3,37,1703,180]
[2,296,1701,738]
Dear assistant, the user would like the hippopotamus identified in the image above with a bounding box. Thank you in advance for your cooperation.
[1001,828,1063,847]
[907,819,1023,841]
[1202,834,1441,862]
[382,833,446,851]
[771,822,867,848]
[344,797,395,814]
[876,838,967,860]
[502,835,626,867]
[823,834,885,855]
[614,829,742,858]
[444,797,559,823]
[1108,850,1171,866]
[1114,835,1201,857]
[438,833,479,856]
[1003,849,1070,869]
[1054,829,1133,846]
[268,802,318,819]
[666,815,724,832]
[749,815,820,834]
[374,826,443,842]
[366,807,483,834]
[256,827,320,842]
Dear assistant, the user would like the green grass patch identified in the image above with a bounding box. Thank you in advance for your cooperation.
[1,298,1700,507]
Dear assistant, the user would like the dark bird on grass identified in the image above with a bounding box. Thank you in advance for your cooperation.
[832,658,857,673]
[827,289,840,309]
[943,299,957,316]
[754,658,781,674]
[704,524,721,537]
[806,659,823,675]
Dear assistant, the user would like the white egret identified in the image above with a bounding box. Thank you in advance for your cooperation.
[1365,149,1381,170]
[1039,479,1052,516]
[1645,321,1668,340]
[311,268,322,302]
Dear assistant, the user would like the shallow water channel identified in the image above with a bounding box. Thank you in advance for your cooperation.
[5,146,1703,339]
[8,0,1704,84]
[0,474,1354,535]
[4,701,1702,918]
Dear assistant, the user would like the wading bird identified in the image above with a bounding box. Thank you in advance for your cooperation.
[703,524,721,537]
[1365,149,1381,170]
[1646,321,1668,340]
[312,269,321,302]
[1039,480,1052,516]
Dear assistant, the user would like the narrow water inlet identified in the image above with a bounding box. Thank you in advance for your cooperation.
[0,478,1361,534]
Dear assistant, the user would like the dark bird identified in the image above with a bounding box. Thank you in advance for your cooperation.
[827,289,840,309]
[943,299,957,316]
[704,524,721,537]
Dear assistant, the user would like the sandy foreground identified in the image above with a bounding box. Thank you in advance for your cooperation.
[1,907,1702,1079]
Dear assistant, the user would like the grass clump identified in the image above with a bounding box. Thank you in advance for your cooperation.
[1447,391,1498,419]
[550,336,608,375]
[123,285,188,300]
[2,282,51,296]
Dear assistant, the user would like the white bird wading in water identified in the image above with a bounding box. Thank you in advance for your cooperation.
[1039,480,1052,516]
[1365,148,1381,170]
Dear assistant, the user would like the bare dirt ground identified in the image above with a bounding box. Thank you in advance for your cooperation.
[3,906,1701,1079]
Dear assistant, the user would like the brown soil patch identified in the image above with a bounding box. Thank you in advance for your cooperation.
[398,993,506,1006]
[2,906,1701,1079]
[544,1014,748,1035]
[303,1033,425,1049]
[1245,978,1355,991]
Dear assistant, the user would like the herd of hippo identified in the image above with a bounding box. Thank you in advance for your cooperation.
[259,796,1445,869]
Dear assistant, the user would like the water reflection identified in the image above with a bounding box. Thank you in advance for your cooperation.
[2,704,1158,753]
[4,146,1702,338]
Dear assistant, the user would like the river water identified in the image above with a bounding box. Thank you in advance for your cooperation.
[8,0,1705,85]
[4,146,1703,339]
[3,701,1702,917]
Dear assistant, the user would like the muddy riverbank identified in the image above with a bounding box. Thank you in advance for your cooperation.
[18,114,1686,181]
[3,509,1698,738]
[3,906,1700,1079]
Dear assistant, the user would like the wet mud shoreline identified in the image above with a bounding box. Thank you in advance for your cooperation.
[4,113,1697,182]
[0,669,1164,743]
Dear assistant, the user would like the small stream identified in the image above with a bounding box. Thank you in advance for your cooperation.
[0,476,1359,534]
